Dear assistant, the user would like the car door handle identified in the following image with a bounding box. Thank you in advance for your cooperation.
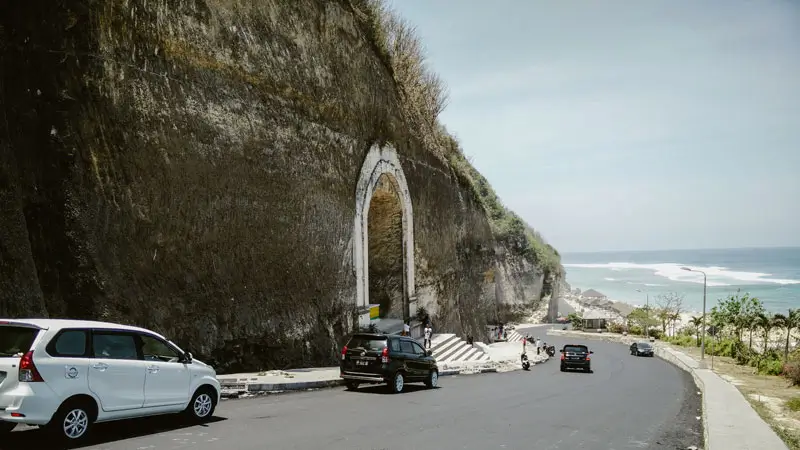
[147,365,159,373]
[92,363,108,371]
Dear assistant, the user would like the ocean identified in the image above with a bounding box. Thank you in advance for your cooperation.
[562,247,800,314]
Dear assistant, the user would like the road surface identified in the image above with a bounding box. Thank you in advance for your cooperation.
[7,333,703,450]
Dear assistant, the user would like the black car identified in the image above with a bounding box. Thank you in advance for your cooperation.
[340,333,438,393]
[560,344,593,373]
[630,341,654,357]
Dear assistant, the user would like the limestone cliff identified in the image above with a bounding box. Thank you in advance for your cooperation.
[0,0,561,373]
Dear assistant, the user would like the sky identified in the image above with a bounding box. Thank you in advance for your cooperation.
[387,0,800,253]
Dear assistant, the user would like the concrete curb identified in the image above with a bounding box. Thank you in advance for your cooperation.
[246,378,345,393]
[230,366,506,396]
[440,367,499,376]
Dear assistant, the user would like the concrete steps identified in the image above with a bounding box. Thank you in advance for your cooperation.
[427,333,490,363]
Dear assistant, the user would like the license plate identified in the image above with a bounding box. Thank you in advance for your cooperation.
[356,361,369,366]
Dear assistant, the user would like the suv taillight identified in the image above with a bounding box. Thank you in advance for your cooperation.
[19,351,44,382]
[381,347,390,363]
[341,346,348,361]
[560,353,565,361]
[585,354,591,361]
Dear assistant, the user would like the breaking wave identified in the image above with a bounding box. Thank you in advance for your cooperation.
[563,262,800,288]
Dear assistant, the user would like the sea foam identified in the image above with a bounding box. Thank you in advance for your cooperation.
[563,262,800,287]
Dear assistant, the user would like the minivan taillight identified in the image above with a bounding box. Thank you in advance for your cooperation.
[381,347,390,364]
[19,351,44,382]
[341,346,347,361]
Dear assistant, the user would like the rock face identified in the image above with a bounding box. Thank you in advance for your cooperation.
[0,0,560,373]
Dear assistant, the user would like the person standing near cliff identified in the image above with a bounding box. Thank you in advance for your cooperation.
[423,323,432,349]
[403,320,410,337]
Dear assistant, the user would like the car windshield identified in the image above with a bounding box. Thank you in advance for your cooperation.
[347,336,387,351]
[0,325,39,357]
[637,342,652,349]
[563,345,588,353]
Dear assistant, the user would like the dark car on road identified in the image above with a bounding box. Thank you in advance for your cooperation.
[340,333,438,394]
[560,344,593,373]
[630,341,654,357]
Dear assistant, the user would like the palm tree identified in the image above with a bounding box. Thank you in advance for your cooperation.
[773,309,800,362]
[754,312,774,355]
[689,316,702,346]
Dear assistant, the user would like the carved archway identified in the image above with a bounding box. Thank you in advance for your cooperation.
[353,145,415,320]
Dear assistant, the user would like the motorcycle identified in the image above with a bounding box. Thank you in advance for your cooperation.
[521,353,531,370]
[546,345,556,357]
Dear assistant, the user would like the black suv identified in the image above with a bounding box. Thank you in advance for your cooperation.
[630,341,654,357]
[340,333,438,393]
[560,344,593,373]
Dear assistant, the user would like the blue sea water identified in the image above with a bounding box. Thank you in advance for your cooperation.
[562,247,800,314]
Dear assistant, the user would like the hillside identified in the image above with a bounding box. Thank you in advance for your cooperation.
[0,0,561,373]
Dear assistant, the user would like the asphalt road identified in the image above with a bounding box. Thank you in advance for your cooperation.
[5,332,703,450]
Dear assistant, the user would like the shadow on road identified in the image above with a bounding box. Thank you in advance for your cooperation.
[4,415,227,450]
[348,384,437,395]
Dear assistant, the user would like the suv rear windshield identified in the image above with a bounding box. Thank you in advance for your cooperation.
[347,335,387,351]
[0,325,39,357]
[563,345,589,353]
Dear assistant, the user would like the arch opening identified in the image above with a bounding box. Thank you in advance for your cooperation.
[353,146,416,327]
[367,174,404,319]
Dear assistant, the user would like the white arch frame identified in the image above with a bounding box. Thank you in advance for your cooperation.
[353,145,416,316]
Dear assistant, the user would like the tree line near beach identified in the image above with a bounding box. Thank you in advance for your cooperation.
[567,291,800,385]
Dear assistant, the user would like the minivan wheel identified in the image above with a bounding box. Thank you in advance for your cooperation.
[425,370,438,389]
[49,402,93,441]
[0,420,16,433]
[390,371,405,394]
[185,388,217,422]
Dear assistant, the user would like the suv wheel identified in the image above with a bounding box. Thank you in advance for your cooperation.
[345,381,360,391]
[0,421,16,433]
[425,370,439,389]
[390,371,405,394]
[185,388,217,422]
[49,401,94,442]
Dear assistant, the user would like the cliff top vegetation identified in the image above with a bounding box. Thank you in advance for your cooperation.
[358,0,563,276]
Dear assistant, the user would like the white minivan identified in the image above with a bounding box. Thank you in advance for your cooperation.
[0,319,221,442]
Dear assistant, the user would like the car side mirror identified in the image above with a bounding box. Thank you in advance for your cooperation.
[589,351,594,354]
[425,350,432,357]
[182,352,193,363]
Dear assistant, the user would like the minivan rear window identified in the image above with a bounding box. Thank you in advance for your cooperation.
[347,336,387,351]
[0,326,39,357]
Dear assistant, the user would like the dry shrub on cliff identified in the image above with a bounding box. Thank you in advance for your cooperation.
[359,0,562,276]
[361,0,449,152]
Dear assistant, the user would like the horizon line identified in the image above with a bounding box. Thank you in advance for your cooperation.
[561,245,800,255]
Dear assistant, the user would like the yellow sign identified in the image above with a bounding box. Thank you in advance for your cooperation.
[369,304,380,320]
